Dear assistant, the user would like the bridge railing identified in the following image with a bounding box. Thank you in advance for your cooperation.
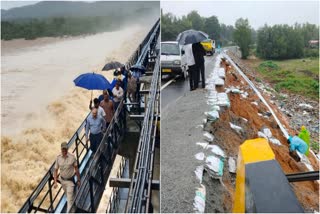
[70,101,126,212]
[106,157,128,213]
[18,114,90,213]
[125,56,160,213]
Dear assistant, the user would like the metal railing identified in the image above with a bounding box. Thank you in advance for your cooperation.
[69,101,126,212]
[19,114,90,213]
[106,157,128,213]
[19,19,160,213]
[104,19,160,213]
[125,56,160,213]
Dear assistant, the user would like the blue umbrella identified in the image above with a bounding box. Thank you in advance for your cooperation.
[73,72,111,99]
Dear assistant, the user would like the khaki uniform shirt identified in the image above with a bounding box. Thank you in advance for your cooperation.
[54,153,77,179]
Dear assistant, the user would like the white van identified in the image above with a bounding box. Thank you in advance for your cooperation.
[160,41,187,78]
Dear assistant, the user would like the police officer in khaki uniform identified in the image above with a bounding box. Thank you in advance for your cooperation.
[54,142,81,212]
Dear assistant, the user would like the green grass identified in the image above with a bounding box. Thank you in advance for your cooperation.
[254,58,319,100]
[310,141,319,153]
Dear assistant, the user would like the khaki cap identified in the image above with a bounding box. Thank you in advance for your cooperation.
[61,142,68,149]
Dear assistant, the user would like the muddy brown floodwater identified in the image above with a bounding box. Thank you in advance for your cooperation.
[1,23,152,212]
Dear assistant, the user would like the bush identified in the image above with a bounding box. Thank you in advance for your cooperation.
[310,141,319,153]
[258,61,280,71]
[311,80,319,91]
[304,48,319,58]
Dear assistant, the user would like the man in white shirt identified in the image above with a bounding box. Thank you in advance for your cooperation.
[112,81,124,111]
[184,44,197,91]
[89,98,106,118]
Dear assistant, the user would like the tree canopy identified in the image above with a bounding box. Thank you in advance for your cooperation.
[256,24,318,59]
[233,18,252,59]
[161,11,225,45]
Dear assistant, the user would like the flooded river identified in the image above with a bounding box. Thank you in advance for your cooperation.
[1,23,151,212]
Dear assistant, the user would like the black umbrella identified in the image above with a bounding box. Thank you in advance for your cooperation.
[102,61,123,71]
[130,64,146,74]
[176,29,208,45]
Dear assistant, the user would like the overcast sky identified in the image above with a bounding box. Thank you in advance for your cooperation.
[162,0,319,29]
[1,1,38,9]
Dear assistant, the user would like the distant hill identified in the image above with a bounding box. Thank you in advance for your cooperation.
[1,1,159,21]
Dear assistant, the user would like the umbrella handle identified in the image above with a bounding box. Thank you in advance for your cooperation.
[91,90,93,101]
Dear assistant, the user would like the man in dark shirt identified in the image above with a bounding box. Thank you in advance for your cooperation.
[192,42,206,88]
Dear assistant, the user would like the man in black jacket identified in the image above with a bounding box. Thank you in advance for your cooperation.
[192,42,206,88]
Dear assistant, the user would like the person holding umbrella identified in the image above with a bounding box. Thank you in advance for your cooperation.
[192,42,206,88]
[177,29,208,90]
[73,72,111,107]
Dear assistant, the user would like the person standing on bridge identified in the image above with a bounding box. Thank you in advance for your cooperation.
[121,66,128,91]
[192,42,206,88]
[89,98,106,119]
[54,142,81,213]
[85,108,106,153]
[112,81,124,111]
[184,44,197,91]
[127,72,137,102]
[100,90,114,128]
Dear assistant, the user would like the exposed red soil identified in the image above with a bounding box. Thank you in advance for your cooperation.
[208,60,319,212]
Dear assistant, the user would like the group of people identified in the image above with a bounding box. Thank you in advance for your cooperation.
[184,42,206,90]
[53,65,141,212]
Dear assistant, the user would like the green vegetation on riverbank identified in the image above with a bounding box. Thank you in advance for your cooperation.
[1,13,150,40]
[252,58,319,100]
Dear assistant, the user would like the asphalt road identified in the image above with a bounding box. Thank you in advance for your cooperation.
[161,55,217,111]
[160,53,222,212]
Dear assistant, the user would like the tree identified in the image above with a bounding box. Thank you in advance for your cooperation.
[220,24,234,45]
[257,24,304,59]
[186,11,204,31]
[203,16,220,40]
[233,18,252,59]
[161,12,177,41]
[295,23,319,47]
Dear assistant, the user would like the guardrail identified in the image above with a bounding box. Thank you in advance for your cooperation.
[125,56,160,213]
[19,19,160,213]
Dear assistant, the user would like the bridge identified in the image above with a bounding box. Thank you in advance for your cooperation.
[19,19,160,213]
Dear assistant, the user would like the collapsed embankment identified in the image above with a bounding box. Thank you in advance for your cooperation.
[205,54,319,212]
